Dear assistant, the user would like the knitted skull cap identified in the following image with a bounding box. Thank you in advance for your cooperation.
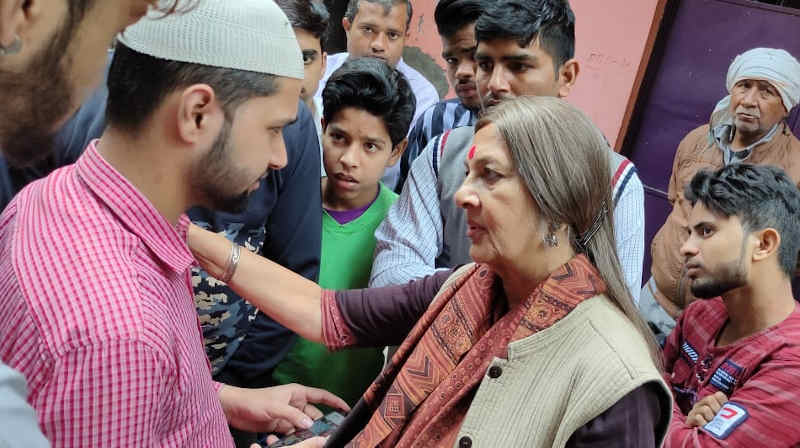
[117,0,304,80]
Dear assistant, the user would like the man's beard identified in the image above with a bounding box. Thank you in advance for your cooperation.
[192,120,256,215]
[690,249,748,299]
[0,15,76,167]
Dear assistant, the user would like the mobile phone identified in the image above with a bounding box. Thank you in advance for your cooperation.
[262,411,346,447]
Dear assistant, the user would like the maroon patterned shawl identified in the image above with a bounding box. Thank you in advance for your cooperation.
[347,254,606,447]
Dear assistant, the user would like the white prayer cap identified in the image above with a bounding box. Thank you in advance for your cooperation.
[725,47,800,112]
[117,0,304,80]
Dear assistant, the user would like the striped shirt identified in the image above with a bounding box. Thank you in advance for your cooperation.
[370,128,645,306]
[663,298,800,446]
[0,142,232,447]
[396,98,477,191]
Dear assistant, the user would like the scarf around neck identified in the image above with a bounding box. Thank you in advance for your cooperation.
[347,254,607,448]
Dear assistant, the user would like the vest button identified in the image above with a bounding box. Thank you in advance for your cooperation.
[488,365,503,379]
[459,436,472,448]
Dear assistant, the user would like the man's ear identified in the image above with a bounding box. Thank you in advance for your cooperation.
[342,16,352,34]
[556,58,580,99]
[321,51,328,74]
[0,0,33,49]
[752,228,781,263]
[387,138,408,167]
[176,84,222,145]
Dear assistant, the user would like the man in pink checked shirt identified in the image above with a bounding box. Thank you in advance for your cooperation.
[0,1,347,447]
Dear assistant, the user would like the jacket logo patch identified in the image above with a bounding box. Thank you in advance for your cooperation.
[703,402,748,440]
[709,359,743,395]
[681,340,699,364]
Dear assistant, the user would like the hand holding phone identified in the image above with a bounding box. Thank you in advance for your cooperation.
[263,412,346,447]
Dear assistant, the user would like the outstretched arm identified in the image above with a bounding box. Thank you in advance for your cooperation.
[188,224,325,343]
[188,224,453,348]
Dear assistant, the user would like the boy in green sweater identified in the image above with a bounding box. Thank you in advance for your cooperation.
[273,57,416,405]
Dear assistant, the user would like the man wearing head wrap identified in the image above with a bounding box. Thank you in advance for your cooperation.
[642,47,800,342]
[0,1,347,447]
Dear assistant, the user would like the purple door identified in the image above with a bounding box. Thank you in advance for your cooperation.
[624,0,800,285]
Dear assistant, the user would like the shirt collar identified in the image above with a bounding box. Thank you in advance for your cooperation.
[711,121,780,165]
[76,140,195,274]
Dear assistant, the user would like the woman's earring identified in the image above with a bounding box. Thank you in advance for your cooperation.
[544,232,559,248]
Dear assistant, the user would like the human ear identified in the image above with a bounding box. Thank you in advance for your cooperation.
[387,138,408,166]
[176,84,221,145]
[752,228,780,262]
[556,58,580,98]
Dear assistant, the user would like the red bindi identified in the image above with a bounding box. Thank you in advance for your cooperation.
[468,145,476,160]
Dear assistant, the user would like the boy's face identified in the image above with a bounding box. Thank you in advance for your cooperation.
[322,107,404,208]
[294,27,326,103]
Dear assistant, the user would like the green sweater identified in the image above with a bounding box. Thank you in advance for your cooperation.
[272,183,398,405]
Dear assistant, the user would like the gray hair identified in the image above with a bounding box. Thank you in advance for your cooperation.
[476,96,662,369]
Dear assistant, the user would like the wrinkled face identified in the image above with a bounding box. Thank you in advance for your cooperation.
[454,124,544,271]
[442,23,479,110]
[322,107,402,208]
[680,202,752,298]
[475,38,562,109]
[729,78,788,144]
[343,1,407,67]
[295,28,326,103]
[0,0,149,166]
[192,77,302,213]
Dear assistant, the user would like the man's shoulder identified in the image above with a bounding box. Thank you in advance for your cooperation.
[681,298,727,331]
[322,52,348,81]
[419,98,464,119]
[3,169,149,343]
[678,124,713,152]
[439,125,475,154]
[773,305,800,349]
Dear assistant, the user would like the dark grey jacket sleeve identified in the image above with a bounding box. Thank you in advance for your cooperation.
[334,270,452,347]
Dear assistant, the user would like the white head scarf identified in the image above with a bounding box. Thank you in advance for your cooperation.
[711,48,800,123]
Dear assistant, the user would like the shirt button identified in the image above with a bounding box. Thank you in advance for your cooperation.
[459,436,472,448]
[488,365,503,379]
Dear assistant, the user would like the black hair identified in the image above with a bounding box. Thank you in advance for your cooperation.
[106,43,277,133]
[275,0,331,52]
[434,0,486,39]
[322,57,415,147]
[344,0,412,31]
[685,163,800,277]
[475,0,575,70]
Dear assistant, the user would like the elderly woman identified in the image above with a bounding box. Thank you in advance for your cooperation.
[189,97,672,447]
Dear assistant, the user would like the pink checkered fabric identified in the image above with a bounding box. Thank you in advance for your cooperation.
[0,142,233,447]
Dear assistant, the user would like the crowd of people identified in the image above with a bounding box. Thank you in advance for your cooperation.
[0,0,798,447]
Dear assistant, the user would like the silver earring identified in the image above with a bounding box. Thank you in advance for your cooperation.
[544,232,559,248]
[0,35,22,56]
